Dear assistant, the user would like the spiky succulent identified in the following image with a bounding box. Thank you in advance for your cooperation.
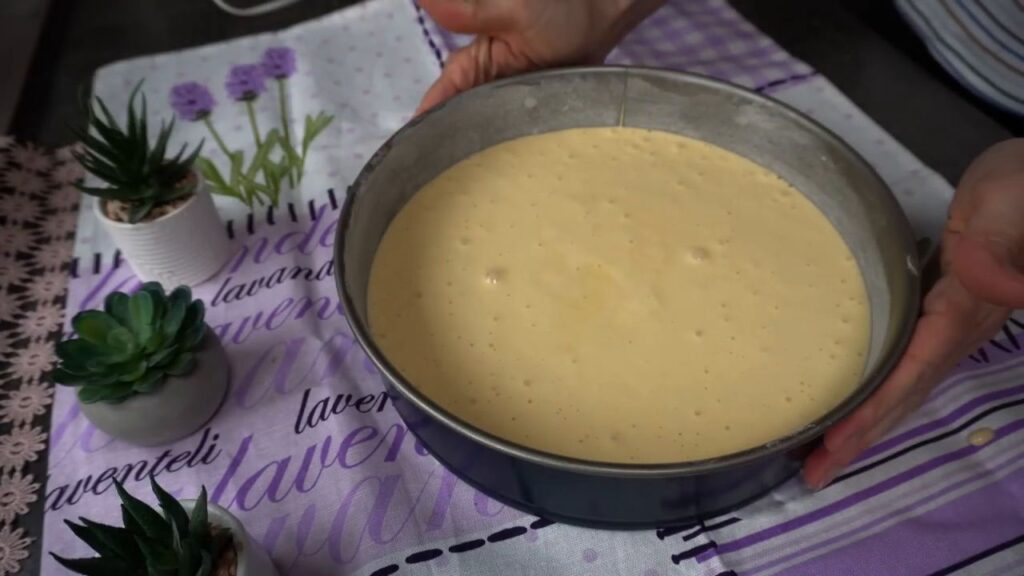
[52,477,227,576]
[53,283,207,404]
[73,83,202,223]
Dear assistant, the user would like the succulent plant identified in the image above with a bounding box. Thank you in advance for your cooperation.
[52,477,228,576]
[53,283,207,404]
[73,83,203,223]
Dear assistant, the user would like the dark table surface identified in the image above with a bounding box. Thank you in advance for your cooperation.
[10,0,1022,180]
[5,0,1022,574]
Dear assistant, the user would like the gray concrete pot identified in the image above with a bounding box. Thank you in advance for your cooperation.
[78,328,229,446]
[180,500,279,576]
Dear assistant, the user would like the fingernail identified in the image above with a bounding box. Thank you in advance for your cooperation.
[812,470,837,492]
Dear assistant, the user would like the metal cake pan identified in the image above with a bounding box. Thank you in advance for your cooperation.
[335,67,919,528]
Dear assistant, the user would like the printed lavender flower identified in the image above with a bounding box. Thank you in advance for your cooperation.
[169,82,216,121]
[261,46,296,79]
[225,64,266,101]
[263,46,298,186]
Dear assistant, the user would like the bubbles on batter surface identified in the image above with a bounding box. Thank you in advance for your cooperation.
[687,246,711,264]
[483,267,507,285]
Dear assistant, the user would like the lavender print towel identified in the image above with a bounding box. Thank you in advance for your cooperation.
[44,0,1023,575]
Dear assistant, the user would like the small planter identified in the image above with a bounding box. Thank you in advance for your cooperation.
[53,477,275,576]
[77,328,228,446]
[182,500,279,576]
[95,174,235,287]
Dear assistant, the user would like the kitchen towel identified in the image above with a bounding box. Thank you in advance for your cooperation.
[43,1,1023,574]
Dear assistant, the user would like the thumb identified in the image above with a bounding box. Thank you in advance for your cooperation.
[415,37,531,115]
[415,40,489,115]
[417,0,519,34]
[950,182,1024,309]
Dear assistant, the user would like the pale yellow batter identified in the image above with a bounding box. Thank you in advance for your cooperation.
[369,127,869,463]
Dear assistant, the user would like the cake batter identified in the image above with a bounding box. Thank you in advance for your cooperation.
[369,127,869,463]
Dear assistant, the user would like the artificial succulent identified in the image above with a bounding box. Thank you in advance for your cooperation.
[73,83,203,223]
[52,477,227,576]
[53,283,207,404]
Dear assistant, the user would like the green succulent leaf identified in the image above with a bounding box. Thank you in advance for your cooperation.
[50,554,135,576]
[121,503,145,536]
[183,326,205,352]
[76,184,127,199]
[55,339,103,366]
[78,518,145,565]
[162,296,188,341]
[165,353,196,377]
[128,290,154,345]
[128,199,157,224]
[63,520,121,559]
[197,550,212,576]
[115,480,171,541]
[115,359,148,383]
[90,97,123,139]
[105,327,137,356]
[144,329,168,356]
[72,311,125,344]
[151,119,173,169]
[177,541,197,576]
[55,282,212,404]
[189,487,211,551]
[146,345,179,369]
[54,479,224,575]
[52,367,89,387]
[139,282,166,298]
[151,477,190,538]
[74,83,201,217]
[78,371,123,388]
[104,292,133,327]
[183,300,206,337]
[131,370,165,394]
[77,380,133,404]
[136,535,178,576]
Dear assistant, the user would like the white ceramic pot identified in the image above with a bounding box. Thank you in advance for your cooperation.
[95,174,235,287]
[181,500,279,576]
[78,329,229,446]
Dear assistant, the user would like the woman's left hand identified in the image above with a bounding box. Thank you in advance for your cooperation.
[803,139,1024,489]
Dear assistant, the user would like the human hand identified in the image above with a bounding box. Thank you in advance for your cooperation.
[415,0,664,114]
[804,139,1024,489]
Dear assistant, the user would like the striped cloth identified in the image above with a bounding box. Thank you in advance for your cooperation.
[897,0,1024,117]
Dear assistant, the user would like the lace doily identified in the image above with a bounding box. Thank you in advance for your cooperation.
[0,137,79,575]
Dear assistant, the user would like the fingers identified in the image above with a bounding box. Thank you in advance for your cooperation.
[803,350,925,490]
[803,428,870,490]
[415,37,533,115]
[949,179,1024,308]
[415,40,491,115]
[952,235,1024,309]
[417,68,463,116]
[802,277,999,490]
[417,0,519,34]
[948,140,1024,308]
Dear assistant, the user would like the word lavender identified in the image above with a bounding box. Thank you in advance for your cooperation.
[46,428,222,512]
[294,387,390,435]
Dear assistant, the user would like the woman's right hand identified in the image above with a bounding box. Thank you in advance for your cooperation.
[416,0,665,114]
